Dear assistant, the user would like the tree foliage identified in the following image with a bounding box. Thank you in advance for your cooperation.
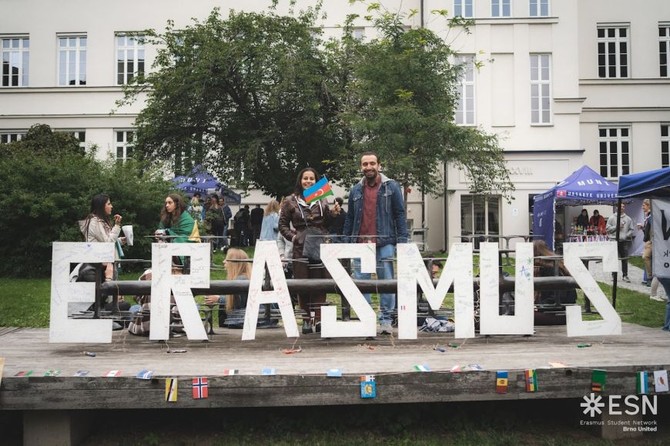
[120,4,343,199]
[120,1,513,201]
[0,125,173,277]
[332,3,514,200]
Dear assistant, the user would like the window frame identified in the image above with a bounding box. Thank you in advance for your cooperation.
[115,130,135,162]
[1,36,30,87]
[492,0,512,17]
[0,132,26,144]
[115,33,145,85]
[662,124,669,168]
[597,25,630,78]
[454,0,474,18]
[529,0,549,17]
[660,24,670,78]
[530,53,552,125]
[57,34,87,86]
[598,125,631,179]
[454,54,476,126]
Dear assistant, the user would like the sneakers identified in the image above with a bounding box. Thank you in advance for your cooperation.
[650,295,667,302]
[379,322,393,335]
[622,276,631,283]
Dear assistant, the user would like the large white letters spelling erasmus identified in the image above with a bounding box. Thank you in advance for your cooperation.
[50,241,622,343]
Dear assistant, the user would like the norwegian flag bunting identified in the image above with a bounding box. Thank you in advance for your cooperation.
[192,377,209,399]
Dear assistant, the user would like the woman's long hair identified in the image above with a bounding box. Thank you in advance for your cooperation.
[82,194,112,238]
[88,193,111,225]
[292,167,320,197]
[264,199,280,216]
[160,193,187,227]
[224,248,252,311]
[533,239,569,276]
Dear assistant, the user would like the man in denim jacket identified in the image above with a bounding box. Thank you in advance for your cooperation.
[343,151,409,335]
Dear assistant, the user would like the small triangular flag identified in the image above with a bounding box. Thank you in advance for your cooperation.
[414,364,431,372]
[261,368,276,376]
[327,369,342,377]
[105,370,121,377]
[222,369,239,376]
[74,370,89,377]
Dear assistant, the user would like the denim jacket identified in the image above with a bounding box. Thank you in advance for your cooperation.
[342,173,409,248]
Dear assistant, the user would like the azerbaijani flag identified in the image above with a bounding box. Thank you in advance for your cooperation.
[303,176,334,204]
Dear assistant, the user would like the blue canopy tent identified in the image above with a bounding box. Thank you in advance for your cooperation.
[612,167,670,308]
[532,165,619,250]
[618,167,670,199]
[171,166,241,204]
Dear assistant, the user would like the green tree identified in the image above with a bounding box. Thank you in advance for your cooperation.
[119,4,344,199]
[0,125,172,277]
[331,3,514,201]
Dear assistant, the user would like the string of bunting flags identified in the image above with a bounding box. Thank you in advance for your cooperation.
[9,365,669,402]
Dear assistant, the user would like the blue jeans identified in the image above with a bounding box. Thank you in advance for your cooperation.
[353,244,396,325]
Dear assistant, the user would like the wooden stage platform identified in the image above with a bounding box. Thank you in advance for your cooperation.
[1,322,669,410]
[2,322,669,444]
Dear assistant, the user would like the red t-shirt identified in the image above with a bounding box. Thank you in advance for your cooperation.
[359,175,380,242]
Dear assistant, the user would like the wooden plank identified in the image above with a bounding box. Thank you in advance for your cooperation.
[0,324,668,411]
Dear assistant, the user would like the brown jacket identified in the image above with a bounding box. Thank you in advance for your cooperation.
[279,194,334,259]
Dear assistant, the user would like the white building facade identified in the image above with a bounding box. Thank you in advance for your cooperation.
[2,0,669,251]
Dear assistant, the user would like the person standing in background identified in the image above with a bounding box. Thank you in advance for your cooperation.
[606,202,634,283]
[250,204,265,246]
[259,199,280,242]
[589,209,606,235]
[639,199,664,301]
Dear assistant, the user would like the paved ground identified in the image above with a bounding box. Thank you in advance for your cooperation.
[588,260,667,300]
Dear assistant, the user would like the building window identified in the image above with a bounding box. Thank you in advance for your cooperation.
[461,195,500,249]
[61,130,86,151]
[58,35,87,86]
[454,0,474,18]
[116,34,145,85]
[455,55,476,125]
[0,132,25,144]
[529,0,549,17]
[116,130,134,161]
[530,54,551,124]
[1,37,29,87]
[599,126,630,178]
[662,124,669,168]
[660,25,670,77]
[597,26,629,78]
[492,0,511,17]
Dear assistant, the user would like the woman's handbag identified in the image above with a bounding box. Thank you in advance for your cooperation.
[296,198,329,263]
[302,226,328,263]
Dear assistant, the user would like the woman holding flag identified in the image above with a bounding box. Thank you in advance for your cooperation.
[279,167,340,334]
